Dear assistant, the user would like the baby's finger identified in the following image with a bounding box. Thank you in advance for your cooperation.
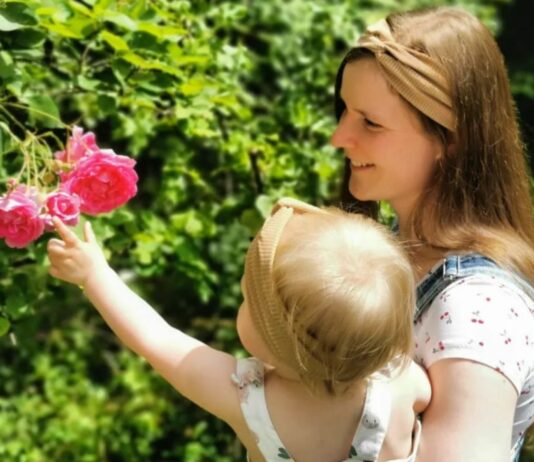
[83,221,96,244]
[47,238,66,250]
[48,265,59,278]
[47,243,68,259]
[53,217,79,247]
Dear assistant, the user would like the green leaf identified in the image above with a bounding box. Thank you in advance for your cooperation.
[0,51,15,80]
[99,10,138,31]
[137,22,185,40]
[96,94,118,115]
[10,28,46,48]
[255,195,275,218]
[170,54,211,66]
[24,95,61,128]
[121,52,181,77]
[68,0,95,18]
[0,317,10,336]
[35,7,61,17]
[100,30,129,51]
[41,22,84,38]
[179,77,206,96]
[0,13,24,31]
[0,2,37,31]
[6,289,28,318]
[76,75,102,91]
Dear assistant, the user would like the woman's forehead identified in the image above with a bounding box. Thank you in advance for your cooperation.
[341,60,400,108]
[341,58,425,130]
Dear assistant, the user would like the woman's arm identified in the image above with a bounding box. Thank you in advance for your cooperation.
[47,218,241,423]
[417,358,517,462]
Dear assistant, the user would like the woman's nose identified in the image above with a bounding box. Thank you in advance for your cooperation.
[331,114,355,148]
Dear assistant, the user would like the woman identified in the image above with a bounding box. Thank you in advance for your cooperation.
[331,6,534,461]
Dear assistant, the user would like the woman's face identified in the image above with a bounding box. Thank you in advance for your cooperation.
[331,58,443,219]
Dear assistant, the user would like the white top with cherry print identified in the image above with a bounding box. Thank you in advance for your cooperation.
[414,274,534,452]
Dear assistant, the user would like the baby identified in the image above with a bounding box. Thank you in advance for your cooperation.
[47,198,430,461]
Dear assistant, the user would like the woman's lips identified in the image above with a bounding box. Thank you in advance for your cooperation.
[350,161,375,171]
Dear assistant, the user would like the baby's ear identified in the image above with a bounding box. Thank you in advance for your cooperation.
[270,197,323,216]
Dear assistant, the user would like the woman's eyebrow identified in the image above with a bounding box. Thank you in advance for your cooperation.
[354,108,383,121]
[340,91,384,121]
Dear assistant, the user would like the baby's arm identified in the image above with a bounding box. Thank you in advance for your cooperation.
[410,361,431,414]
[381,360,431,460]
[47,218,241,423]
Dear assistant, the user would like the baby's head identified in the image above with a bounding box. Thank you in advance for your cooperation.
[240,198,415,396]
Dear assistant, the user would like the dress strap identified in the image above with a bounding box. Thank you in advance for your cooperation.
[232,358,293,461]
[347,379,391,461]
[415,253,534,321]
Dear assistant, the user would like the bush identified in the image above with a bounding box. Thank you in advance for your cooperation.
[0,0,530,460]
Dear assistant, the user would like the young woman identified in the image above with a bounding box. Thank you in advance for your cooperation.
[331,6,534,461]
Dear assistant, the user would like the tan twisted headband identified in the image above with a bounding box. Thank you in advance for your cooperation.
[356,19,455,132]
[243,198,333,380]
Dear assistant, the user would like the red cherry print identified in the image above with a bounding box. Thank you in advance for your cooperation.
[470,310,485,324]
[501,330,512,344]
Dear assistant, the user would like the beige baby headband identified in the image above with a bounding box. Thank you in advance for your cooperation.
[243,198,333,380]
[356,19,455,132]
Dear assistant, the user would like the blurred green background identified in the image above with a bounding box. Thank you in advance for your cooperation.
[0,0,532,460]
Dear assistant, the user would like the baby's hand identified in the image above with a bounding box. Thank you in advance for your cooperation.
[47,218,109,287]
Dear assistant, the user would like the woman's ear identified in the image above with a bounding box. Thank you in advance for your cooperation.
[444,131,457,158]
[436,131,456,161]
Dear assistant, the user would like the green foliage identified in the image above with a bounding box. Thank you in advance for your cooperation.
[0,0,530,460]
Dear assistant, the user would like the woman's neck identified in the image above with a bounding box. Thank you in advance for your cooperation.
[395,207,446,281]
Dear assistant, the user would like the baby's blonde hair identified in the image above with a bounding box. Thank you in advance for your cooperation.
[272,208,415,395]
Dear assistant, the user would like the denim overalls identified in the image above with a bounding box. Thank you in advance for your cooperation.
[415,253,534,461]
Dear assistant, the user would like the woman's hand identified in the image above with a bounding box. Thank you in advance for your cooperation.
[47,217,109,287]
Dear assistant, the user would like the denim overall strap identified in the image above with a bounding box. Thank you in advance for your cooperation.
[415,253,534,321]
[415,253,534,461]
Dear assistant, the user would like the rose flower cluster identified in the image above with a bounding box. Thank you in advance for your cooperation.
[0,127,138,248]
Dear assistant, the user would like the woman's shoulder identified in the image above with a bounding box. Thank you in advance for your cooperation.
[418,271,533,336]
[414,272,534,393]
[434,272,532,309]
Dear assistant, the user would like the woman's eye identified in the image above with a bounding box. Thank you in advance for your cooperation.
[364,118,381,129]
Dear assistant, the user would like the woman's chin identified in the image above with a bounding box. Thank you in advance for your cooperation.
[348,187,375,202]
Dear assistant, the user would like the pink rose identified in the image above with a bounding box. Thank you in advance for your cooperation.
[61,150,138,215]
[41,191,80,231]
[0,189,45,248]
[54,126,99,164]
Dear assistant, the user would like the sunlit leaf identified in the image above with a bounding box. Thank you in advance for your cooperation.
[0,317,10,336]
[100,30,129,51]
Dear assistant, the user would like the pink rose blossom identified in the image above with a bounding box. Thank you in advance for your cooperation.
[42,191,80,231]
[54,126,99,164]
[0,189,45,248]
[61,150,138,215]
